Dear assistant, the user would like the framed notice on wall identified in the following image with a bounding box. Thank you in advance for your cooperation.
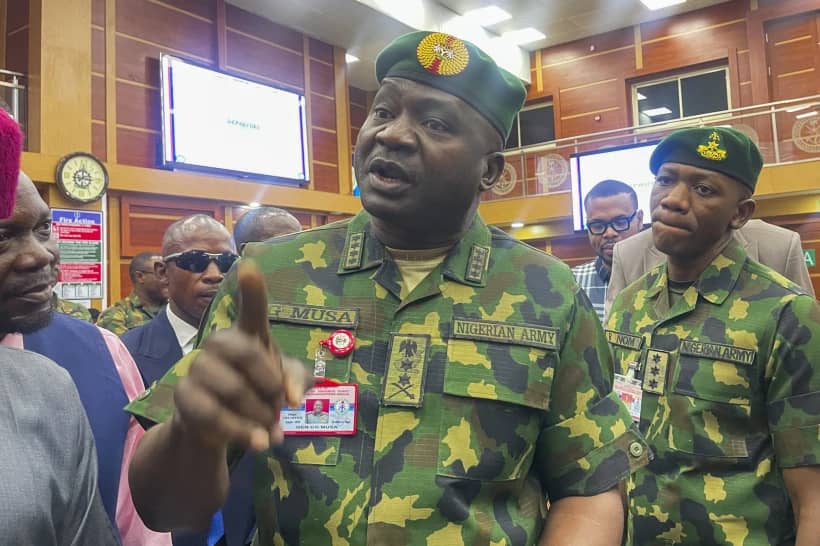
[51,209,104,300]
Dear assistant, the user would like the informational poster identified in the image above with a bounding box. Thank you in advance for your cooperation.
[51,209,104,300]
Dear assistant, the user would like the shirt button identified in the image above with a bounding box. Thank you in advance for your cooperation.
[629,441,644,458]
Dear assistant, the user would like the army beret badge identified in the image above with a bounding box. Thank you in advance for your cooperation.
[416,32,469,76]
[696,131,728,161]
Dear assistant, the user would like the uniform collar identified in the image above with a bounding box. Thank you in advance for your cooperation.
[646,238,747,307]
[337,210,492,287]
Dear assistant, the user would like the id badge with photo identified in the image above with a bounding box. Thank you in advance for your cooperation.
[281,380,358,436]
[614,371,643,423]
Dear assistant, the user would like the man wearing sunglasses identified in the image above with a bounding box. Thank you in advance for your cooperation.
[572,179,644,322]
[122,215,255,546]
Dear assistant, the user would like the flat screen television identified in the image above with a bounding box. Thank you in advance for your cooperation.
[160,54,309,185]
[569,141,659,232]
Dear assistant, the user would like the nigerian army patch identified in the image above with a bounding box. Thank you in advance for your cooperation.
[643,349,670,395]
[679,339,755,366]
[382,334,430,407]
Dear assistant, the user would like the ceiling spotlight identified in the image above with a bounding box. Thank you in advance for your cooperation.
[502,28,546,46]
[511,221,525,229]
[345,53,359,64]
[640,0,686,10]
[642,107,673,117]
[248,202,261,208]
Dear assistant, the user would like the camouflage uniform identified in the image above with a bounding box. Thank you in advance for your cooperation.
[607,239,820,545]
[97,291,161,336]
[128,211,649,546]
[52,292,93,322]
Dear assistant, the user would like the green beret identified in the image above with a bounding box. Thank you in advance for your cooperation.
[649,127,763,192]
[375,31,527,140]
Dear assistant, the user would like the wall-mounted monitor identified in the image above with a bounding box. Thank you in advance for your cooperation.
[160,54,309,185]
[569,141,659,232]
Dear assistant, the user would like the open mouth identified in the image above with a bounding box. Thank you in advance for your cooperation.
[368,158,410,185]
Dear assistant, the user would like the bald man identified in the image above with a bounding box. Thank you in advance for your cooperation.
[121,215,247,546]
[232,207,302,252]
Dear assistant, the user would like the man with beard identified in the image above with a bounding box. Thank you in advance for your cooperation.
[572,179,643,322]
[607,127,820,545]
[0,105,118,545]
[127,31,648,545]
[98,251,169,335]
[0,172,171,546]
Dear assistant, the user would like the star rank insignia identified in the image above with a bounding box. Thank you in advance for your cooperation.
[642,349,669,395]
[465,245,490,283]
[342,232,365,270]
[382,334,430,407]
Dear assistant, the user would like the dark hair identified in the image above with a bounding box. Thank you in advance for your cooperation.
[129,251,160,282]
[583,179,639,211]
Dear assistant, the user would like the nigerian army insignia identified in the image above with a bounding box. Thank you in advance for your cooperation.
[642,349,669,395]
[417,32,469,76]
[382,334,430,407]
[697,131,728,161]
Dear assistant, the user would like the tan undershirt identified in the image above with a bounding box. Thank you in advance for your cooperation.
[386,246,452,299]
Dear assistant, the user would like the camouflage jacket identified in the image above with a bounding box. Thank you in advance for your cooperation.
[97,291,161,336]
[607,239,820,546]
[127,211,649,546]
[52,293,93,322]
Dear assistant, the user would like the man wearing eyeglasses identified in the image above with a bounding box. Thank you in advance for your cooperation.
[572,179,644,322]
[98,252,169,335]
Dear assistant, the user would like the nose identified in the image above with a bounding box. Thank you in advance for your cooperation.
[14,235,56,273]
[602,224,620,238]
[374,114,416,151]
[200,260,224,284]
[659,181,690,214]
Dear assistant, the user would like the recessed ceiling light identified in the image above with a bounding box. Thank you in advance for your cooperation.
[248,202,261,208]
[463,5,512,26]
[637,93,647,101]
[642,107,673,117]
[640,0,686,10]
[502,28,546,46]
[511,221,525,229]
[796,110,818,119]
[345,53,359,63]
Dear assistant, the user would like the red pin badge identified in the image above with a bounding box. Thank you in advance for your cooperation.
[321,329,355,357]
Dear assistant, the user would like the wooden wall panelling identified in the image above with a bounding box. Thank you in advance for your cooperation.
[120,194,224,257]
[116,0,216,61]
[0,0,6,67]
[349,86,368,149]
[4,0,28,74]
[334,47,352,195]
[224,3,302,52]
[225,30,304,89]
[108,193,123,301]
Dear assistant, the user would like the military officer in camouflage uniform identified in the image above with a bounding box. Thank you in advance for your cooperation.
[51,291,93,322]
[98,252,168,335]
[606,127,820,545]
[127,31,650,545]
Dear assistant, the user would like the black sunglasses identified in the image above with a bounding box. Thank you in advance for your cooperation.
[587,211,638,236]
[163,250,239,274]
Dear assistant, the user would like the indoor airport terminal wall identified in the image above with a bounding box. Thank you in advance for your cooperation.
[2,0,819,309]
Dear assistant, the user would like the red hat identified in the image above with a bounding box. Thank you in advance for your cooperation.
[0,109,23,218]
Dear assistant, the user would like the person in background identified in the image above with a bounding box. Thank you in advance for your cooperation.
[605,218,815,317]
[232,206,302,252]
[0,101,119,546]
[52,291,93,321]
[572,179,643,322]
[98,251,168,335]
[122,215,252,546]
[0,172,171,546]
[607,127,820,545]
[126,30,649,546]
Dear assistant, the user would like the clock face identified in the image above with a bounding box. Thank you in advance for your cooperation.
[56,153,108,203]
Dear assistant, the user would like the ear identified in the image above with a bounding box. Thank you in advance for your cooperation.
[479,152,505,193]
[636,209,645,227]
[155,260,169,283]
[730,198,756,230]
[133,271,145,285]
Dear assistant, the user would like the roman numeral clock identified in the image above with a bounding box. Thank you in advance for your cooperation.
[55,152,109,204]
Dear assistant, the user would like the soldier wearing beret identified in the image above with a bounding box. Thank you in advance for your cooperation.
[127,31,649,545]
[606,127,820,545]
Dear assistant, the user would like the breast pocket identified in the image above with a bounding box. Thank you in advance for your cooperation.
[438,337,554,482]
[668,353,757,460]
